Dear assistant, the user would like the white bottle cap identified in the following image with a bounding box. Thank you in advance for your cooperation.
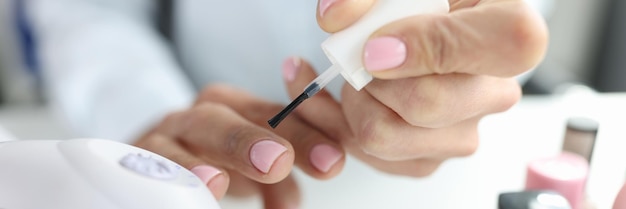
[321,0,449,90]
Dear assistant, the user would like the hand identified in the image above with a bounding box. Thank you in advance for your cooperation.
[133,85,346,209]
[297,0,548,176]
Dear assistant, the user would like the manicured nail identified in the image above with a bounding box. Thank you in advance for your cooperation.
[364,36,407,72]
[190,165,222,185]
[282,57,301,82]
[310,144,342,173]
[250,140,288,174]
[319,0,338,17]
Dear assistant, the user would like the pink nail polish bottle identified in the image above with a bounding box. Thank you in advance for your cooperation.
[525,117,599,209]
[525,152,588,209]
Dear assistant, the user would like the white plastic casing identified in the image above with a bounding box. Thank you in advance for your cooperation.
[0,139,221,209]
[322,0,450,90]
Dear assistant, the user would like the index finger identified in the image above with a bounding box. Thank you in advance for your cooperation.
[157,103,295,184]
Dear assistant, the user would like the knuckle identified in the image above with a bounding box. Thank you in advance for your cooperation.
[446,121,480,157]
[401,79,450,128]
[189,103,229,124]
[425,16,457,74]
[494,79,522,113]
[456,134,479,157]
[137,133,171,152]
[358,119,395,158]
[198,84,233,103]
[357,118,418,160]
[224,124,252,156]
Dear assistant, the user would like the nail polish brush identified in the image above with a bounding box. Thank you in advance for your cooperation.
[268,0,449,128]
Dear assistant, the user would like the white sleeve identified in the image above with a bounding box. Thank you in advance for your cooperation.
[26,0,195,143]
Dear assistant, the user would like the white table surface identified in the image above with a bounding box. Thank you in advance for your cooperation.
[1,92,625,209]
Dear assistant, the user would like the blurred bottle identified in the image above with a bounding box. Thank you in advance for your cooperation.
[561,117,599,164]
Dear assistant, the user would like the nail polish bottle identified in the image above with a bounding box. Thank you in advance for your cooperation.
[561,117,599,163]
[319,0,449,91]
[500,117,599,209]
[499,190,571,209]
[525,152,589,209]
[524,117,599,209]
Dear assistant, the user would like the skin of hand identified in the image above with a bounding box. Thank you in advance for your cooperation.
[133,85,346,209]
[287,0,548,176]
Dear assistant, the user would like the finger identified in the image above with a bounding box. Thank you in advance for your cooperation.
[225,172,259,197]
[317,0,376,33]
[362,0,548,78]
[260,174,301,209]
[332,124,446,177]
[282,57,348,178]
[225,173,301,209]
[341,85,480,161]
[365,74,521,128]
[350,153,445,177]
[158,103,295,184]
[134,133,229,200]
[197,83,345,179]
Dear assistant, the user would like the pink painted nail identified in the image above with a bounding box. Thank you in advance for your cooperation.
[364,36,407,72]
[319,0,338,17]
[190,165,222,185]
[250,140,288,174]
[310,144,342,173]
[282,57,301,82]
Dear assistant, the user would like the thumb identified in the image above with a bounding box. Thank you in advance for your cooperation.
[362,0,548,79]
[282,56,353,142]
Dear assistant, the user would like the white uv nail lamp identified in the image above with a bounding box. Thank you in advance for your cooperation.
[0,138,221,209]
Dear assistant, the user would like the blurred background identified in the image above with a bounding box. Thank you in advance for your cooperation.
[0,0,622,138]
[0,0,71,140]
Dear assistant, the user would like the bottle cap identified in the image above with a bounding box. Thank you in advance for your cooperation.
[562,117,599,163]
[321,0,449,90]
[499,190,571,209]
[525,152,589,209]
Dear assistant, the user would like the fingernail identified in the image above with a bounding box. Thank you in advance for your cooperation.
[282,56,301,82]
[310,144,342,173]
[190,165,222,185]
[319,0,338,17]
[250,140,288,174]
[364,36,407,72]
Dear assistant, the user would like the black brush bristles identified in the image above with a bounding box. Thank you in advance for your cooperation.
[267,93,309,128]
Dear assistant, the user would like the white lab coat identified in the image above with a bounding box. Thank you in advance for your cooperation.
[26,0,331,143]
